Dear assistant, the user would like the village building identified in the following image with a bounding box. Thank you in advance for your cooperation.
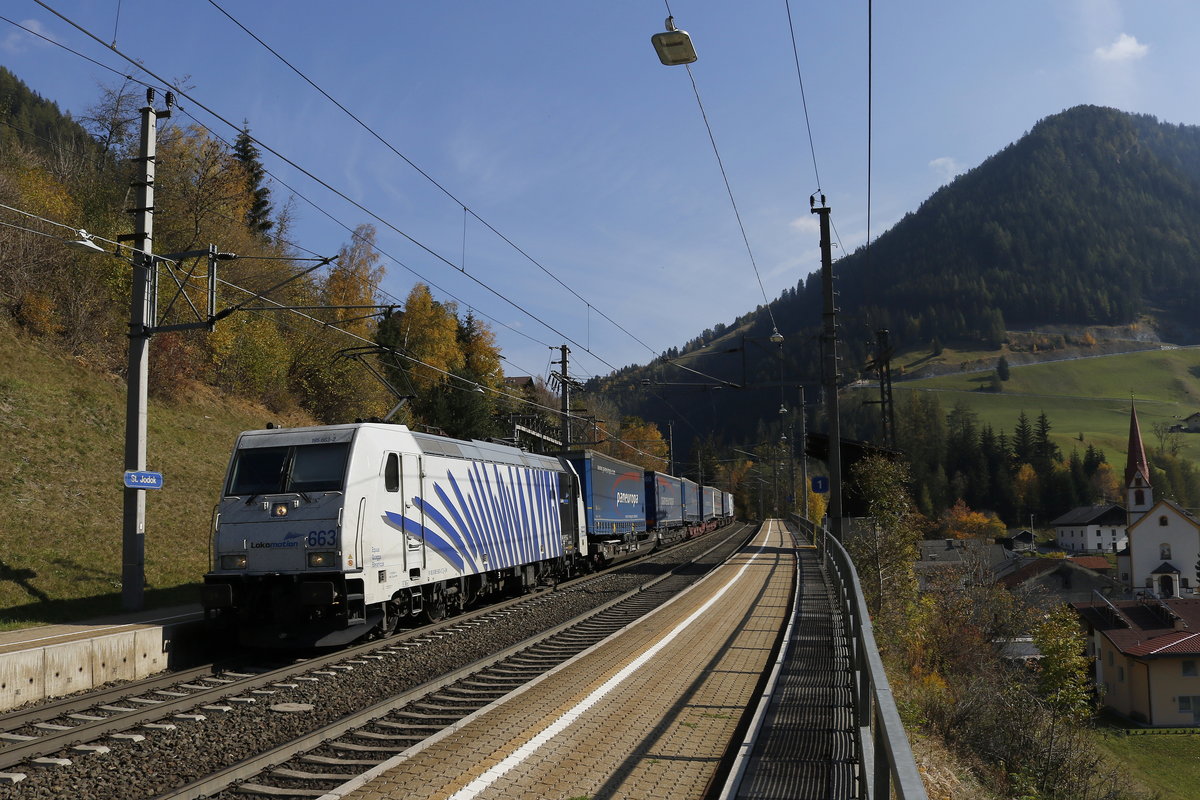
[999,557,1123,604]
[1114,403,1200,598]
[1050,504,1127,554]
[1073,597,1200,725]
[999,529,1036,552]
[915,538,1019,590]
[1075,403,1200,725]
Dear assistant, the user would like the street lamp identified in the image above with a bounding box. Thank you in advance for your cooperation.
[65,230,107,254]
[651,16,698,65]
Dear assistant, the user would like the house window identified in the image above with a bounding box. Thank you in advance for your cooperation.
[1185,578,1192,590]
[1118,666,1125,682]
[1185,660,1198,677]
[1162,544,1173,560]
[1160,516,1169,526]
[1107,650,1114,666]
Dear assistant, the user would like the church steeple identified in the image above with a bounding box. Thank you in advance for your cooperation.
[1126,400,1152,521]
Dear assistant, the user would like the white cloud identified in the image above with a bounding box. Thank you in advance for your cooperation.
[1,19,55,55]
[1094,33,1148,62]
[929,156,963,183]
[789,216,819,234]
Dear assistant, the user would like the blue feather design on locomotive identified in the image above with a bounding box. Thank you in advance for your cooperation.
[383,462,564,574]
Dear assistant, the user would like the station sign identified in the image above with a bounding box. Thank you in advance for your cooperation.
[124,470,164,490]
[811,476,829,494]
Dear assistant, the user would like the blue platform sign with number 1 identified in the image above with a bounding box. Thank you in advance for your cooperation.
[811,475,829,494]
[124,471,164,490]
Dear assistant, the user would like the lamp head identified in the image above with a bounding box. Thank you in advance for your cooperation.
[65,230,106,254]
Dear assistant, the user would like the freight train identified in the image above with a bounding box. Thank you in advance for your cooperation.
[200,423,734,647]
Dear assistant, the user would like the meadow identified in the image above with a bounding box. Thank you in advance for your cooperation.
[0,321,310,627]
[858,345,1200,464]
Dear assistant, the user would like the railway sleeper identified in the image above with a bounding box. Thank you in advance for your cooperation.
[329,741,406,754]
[233,781,327,797]
[351,730,425,742]
[389,710,461,723]
[270,767,356,781]
[301,754,382,767]
[374,720,446,732]
[437,686,509,699]
[480,665,542,677]
[408,701,479,714]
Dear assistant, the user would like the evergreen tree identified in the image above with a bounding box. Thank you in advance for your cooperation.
[996,355,1010,381]
[1033,411,1061,473]
[233,123,274,237]
[1012,411,1035,466]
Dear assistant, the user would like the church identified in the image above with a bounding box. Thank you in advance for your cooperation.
[1072,405,1200,725]
[1116,403,1200,597]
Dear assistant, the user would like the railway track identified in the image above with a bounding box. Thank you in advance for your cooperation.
[0,523,753,799]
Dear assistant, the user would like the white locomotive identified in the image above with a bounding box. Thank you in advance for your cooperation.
[201,423,586,647]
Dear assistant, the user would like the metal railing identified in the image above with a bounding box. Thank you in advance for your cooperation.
[793,515,928,800]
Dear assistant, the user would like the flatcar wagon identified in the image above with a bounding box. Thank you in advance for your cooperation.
[644,470,689,546]
[682,477,701,527]
[562,449,650,565]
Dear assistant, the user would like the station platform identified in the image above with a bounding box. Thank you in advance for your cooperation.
[0,604,205,711]
[324,519,851,800]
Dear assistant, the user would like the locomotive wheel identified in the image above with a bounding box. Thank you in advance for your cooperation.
[422,588,446,623]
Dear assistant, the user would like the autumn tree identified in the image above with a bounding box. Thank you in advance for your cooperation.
[373,283,507,437]
[324,224,384,337]
[938,498,1006,540]
[603,416,669,472]
[844,454,923,644]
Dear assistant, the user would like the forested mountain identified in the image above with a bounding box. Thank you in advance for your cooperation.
[599,106,1200,462]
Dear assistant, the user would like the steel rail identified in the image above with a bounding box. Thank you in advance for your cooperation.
[152,523,755,800]
[0,663,221,734]
[0,523,745,774]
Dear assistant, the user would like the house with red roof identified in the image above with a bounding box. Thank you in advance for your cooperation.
[1073,597,1200,725]
[1072,403,1200,725]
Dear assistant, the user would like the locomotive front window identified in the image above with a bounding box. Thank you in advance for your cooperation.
[227,446,288,495]
[226,442,350,495]
[289,443,350,492]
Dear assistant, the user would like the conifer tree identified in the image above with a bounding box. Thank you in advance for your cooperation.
[233,123,273,237]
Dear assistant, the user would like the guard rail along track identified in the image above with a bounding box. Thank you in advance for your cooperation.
[0,522,753,798]
[794,515,928,800]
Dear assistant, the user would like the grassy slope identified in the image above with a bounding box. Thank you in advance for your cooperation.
[0,322,311,627]
[1092,730,1200,800]
[855,346,1200,464]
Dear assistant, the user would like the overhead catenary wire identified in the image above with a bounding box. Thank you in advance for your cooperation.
[0,12,553,362]
[29,2,633,380]
[679,61,779,338]
[9,117,556,383]
[0,200,671,459]
[203,0,665,365]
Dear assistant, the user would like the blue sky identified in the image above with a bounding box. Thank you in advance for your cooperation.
[3,1,1193,383]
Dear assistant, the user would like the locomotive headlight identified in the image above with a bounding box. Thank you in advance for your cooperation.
[271,503,289,517]
[307,551,337,568]
[220,553,248,570]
